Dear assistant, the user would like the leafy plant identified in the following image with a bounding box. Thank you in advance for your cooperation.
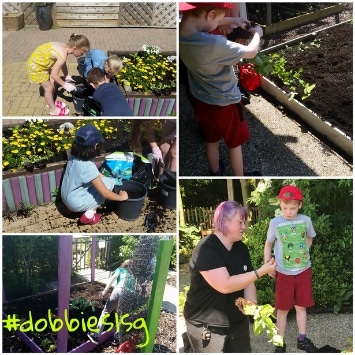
[17,202,35,218]
[179,285,190,315]
[70,296,96,312]
[117,44,176,94]
[236,297,283,346]
[333,285,353,315]
[40,338,56,353]
[179,225,201,264]
[3,119,119,171]
[246,46,316,100]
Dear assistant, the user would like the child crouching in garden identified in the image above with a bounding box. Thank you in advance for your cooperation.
[87,67,133,116]
[61,124,128,225]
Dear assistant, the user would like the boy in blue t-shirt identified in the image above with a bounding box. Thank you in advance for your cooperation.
[264,185,318,353]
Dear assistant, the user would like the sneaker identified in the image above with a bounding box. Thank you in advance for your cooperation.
[274,343,286,353]
[87,332,99,344]
[297,337,318,352]
[210,159,224,176]
[79,213,100,225]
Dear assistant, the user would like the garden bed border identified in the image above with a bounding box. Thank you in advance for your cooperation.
[2,158,105,212]
[262,4,342,35]
[126,94,176,116]
[259,21,353,160]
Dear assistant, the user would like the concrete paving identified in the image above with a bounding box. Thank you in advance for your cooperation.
[2,26,176,117]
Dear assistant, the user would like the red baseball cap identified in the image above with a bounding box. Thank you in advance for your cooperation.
[179,2,233,12]
[278,186,303,201]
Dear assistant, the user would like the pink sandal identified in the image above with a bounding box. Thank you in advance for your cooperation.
[49,107,69,116]
[55,101,66,108]
[47,101,67,108]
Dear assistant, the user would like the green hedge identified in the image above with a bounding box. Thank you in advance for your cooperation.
[245,179,353,312]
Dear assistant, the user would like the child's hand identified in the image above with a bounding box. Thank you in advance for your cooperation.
[260,257,276,277]
[233,17,250,30]
[250,25,263,38]
[63,82,76,92]
[65,75,76,83]
[118,190,128,200]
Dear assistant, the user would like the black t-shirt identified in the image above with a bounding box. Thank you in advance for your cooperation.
[184,234,254,327]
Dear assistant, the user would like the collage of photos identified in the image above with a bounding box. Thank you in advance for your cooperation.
[1,1,353,354]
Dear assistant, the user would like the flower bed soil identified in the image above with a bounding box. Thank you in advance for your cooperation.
[2,186,176,233]
[3,282,176,353]
[266,22,352,139]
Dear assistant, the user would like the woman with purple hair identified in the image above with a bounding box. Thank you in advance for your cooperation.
[183,201,276,353]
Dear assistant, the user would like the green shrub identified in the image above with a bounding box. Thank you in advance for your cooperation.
[179,225,200,264]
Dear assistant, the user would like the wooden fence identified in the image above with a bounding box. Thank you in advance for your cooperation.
[2,2,176,28]
[183,206,260,237]
[72,237,112,272]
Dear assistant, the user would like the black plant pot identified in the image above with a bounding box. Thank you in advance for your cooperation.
[36,162,47,170]
[24,163,34,173]
[152,89,162,97]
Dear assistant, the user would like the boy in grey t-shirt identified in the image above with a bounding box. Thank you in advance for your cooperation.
[264,185,318,353]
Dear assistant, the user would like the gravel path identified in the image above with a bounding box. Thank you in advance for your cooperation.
[178,312,353,353]
[179,3,353,177]
[179,86,352,176]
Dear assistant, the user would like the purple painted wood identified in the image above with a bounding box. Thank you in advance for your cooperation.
[127,98,134,111]
[57,236,73,353]
[69,329,115,353]
[55,168,63,187]
[149,99,158,115]
[40,172,51,203]
[15,328,44,352]
[10,178,22,210]
[160,98,170,116]
[26,175,38,206]
[138,98,147,115]
[91,236,97,282]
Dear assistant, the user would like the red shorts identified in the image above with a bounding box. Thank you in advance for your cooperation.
[275,268,315,310]
[193,98,250,148]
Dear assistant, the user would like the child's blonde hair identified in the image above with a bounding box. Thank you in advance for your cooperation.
[106,55,123,75]
[68,33,90,52]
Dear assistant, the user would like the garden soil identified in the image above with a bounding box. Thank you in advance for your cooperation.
[267,22,352,138]
[255,3,353,138]
[3,282,176,353]
[2,187,176,233]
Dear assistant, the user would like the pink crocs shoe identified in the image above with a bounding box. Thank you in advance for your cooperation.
[79,213,101,225]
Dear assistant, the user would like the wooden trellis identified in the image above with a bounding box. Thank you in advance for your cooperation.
[2,2,21,14]
[119,2,176,28]
[2,2,176,28]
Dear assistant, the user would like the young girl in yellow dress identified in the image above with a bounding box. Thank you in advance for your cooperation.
[27,33,90,116]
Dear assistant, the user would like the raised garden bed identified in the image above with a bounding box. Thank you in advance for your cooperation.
[259,22,352,158]
[3,282,176,353]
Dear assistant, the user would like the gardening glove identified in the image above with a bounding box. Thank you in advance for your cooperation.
[152,146,163,162]
[63,82,76,93]
[65,75,76,83]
